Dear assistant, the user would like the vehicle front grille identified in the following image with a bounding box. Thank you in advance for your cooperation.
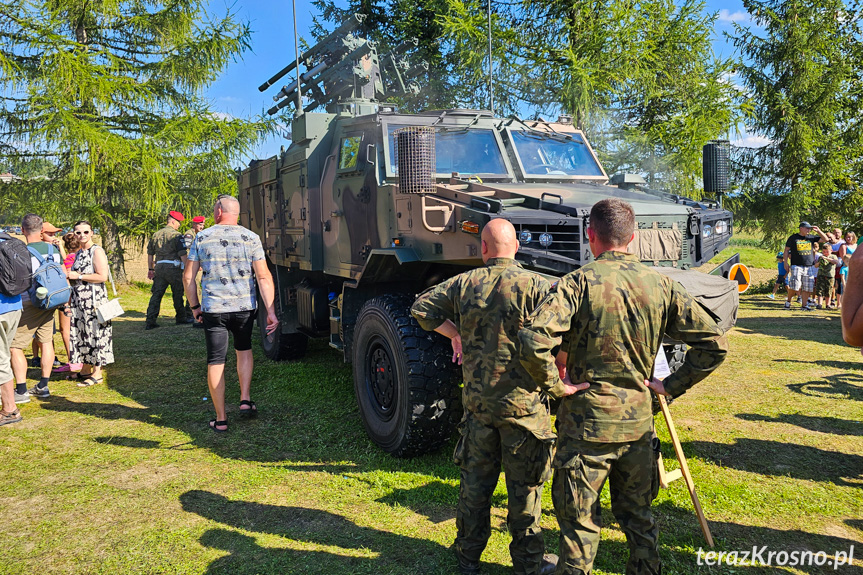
[515,223,583,264]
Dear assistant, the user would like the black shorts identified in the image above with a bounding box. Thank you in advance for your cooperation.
[203,311,255,365]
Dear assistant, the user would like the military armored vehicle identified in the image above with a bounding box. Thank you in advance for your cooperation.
[239,15,737,457]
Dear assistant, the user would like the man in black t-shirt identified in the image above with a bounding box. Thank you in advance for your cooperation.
[783,222,829,311]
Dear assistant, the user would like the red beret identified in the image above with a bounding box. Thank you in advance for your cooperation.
[168,210,184,222]
[192,216,206,223]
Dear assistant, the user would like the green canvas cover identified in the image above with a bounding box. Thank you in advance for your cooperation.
[653,267,739,333]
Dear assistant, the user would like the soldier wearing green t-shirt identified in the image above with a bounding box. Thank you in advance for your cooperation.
[145,211,190,329]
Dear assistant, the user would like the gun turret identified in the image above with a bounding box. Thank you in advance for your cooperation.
[261,14,426,116]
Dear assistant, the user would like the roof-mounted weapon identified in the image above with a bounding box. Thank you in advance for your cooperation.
[260,14,427,116]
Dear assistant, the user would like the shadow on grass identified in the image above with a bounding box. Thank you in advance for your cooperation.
[734,316,844,346]
[654,502,863,575]
[787,373,863,401]
[685,438,863,487]
[736,413,863,436]
[181,489,468,575]
[774,359,863,371]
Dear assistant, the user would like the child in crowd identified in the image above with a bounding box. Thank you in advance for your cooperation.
[814,244,840,309]
[770,251,788,299]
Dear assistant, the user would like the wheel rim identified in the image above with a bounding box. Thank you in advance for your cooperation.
[366,335,397,421]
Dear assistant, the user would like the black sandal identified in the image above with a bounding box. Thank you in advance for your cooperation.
[209,419,228,433]
[77,376,102,387]
[238,400,257,418]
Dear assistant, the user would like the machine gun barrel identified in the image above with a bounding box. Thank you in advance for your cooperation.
[258,13,366,92]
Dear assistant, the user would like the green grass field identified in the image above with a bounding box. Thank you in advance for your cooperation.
[1,284,861,574]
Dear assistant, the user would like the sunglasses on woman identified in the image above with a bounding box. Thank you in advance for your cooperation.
[74,230,91,236]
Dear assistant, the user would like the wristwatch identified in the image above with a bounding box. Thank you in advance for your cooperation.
[191,304,201,311]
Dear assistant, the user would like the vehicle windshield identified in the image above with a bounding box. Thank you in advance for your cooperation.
[510,130,604,177]
[387,125,508,176]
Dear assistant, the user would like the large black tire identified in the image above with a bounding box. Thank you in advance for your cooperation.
[259,296,308,361]
[352,294,462,458]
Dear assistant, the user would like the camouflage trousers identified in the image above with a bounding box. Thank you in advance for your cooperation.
[453,411,556,575]
[552,435,660,575]
[146,263,187,325]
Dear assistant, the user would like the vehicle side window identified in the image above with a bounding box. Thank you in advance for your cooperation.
[339,136,362,170]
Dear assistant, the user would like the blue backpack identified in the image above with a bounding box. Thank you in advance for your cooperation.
[27,245,72,310]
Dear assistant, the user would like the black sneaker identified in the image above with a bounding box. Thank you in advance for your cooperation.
[176,317,194,325]
[28,385,50,398]
[539,554,559,575]
[144,323,161,330]
[29,357,40,368]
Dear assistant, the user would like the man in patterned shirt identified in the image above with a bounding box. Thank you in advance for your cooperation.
[184,195,278,432]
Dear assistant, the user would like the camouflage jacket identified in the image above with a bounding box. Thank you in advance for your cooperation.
[519,251,727,447]
[411,258,566,421]
[147,225,187,261]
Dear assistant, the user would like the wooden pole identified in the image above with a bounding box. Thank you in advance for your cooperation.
[657,394,715,548]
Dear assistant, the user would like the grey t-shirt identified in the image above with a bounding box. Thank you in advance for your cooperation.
[187,225,265,313]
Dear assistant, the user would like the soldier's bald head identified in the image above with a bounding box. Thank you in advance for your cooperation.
[481,218,518,262]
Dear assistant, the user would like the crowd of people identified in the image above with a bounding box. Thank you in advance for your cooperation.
[776,222,857,311]
[0,215,115,425]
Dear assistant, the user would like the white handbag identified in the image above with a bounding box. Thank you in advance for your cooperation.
[94,250,124,325]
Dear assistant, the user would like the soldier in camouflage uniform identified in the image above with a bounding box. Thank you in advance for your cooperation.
[519,198,727,575]
[412,219,576,575]
[145,211,191,329]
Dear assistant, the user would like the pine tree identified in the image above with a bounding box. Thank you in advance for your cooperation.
[730,0,863,242]
[0,0,273,281]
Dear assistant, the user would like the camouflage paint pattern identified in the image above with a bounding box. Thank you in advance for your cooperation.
[411,257,566,414]
[518,250,726,575]
[552,435,660,575]
[411,258,563,573]
[454,411,556,575]
[519,250,727,448]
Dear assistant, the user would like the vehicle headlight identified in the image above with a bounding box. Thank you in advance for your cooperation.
[518,230,533,245]
[702,225,713,239]
[715,220,727,235]
[538,232,553,247]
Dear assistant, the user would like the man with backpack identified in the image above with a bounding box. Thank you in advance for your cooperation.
[10,214,70,400]
[0,228,26,425]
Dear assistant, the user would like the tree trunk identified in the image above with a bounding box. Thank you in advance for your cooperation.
[100,210,128,284]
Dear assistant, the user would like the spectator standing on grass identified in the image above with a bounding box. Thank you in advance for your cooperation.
[67,220,113,388]
[183,216,207,328]
[55,232,82,373]
[769,251,788,299]
[9,214,64,401]
[841,240,863,346]
[814,244,840,309]
[183,195,278,433]
[29,221,66,369]
[783,222,828,311]
[145,211,191,330]
[518,199,727,575]
[838,233,857,311]
[411,219,570,575]
[0,238,23,426]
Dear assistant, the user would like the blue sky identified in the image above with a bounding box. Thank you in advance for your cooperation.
[207,0,759,160]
